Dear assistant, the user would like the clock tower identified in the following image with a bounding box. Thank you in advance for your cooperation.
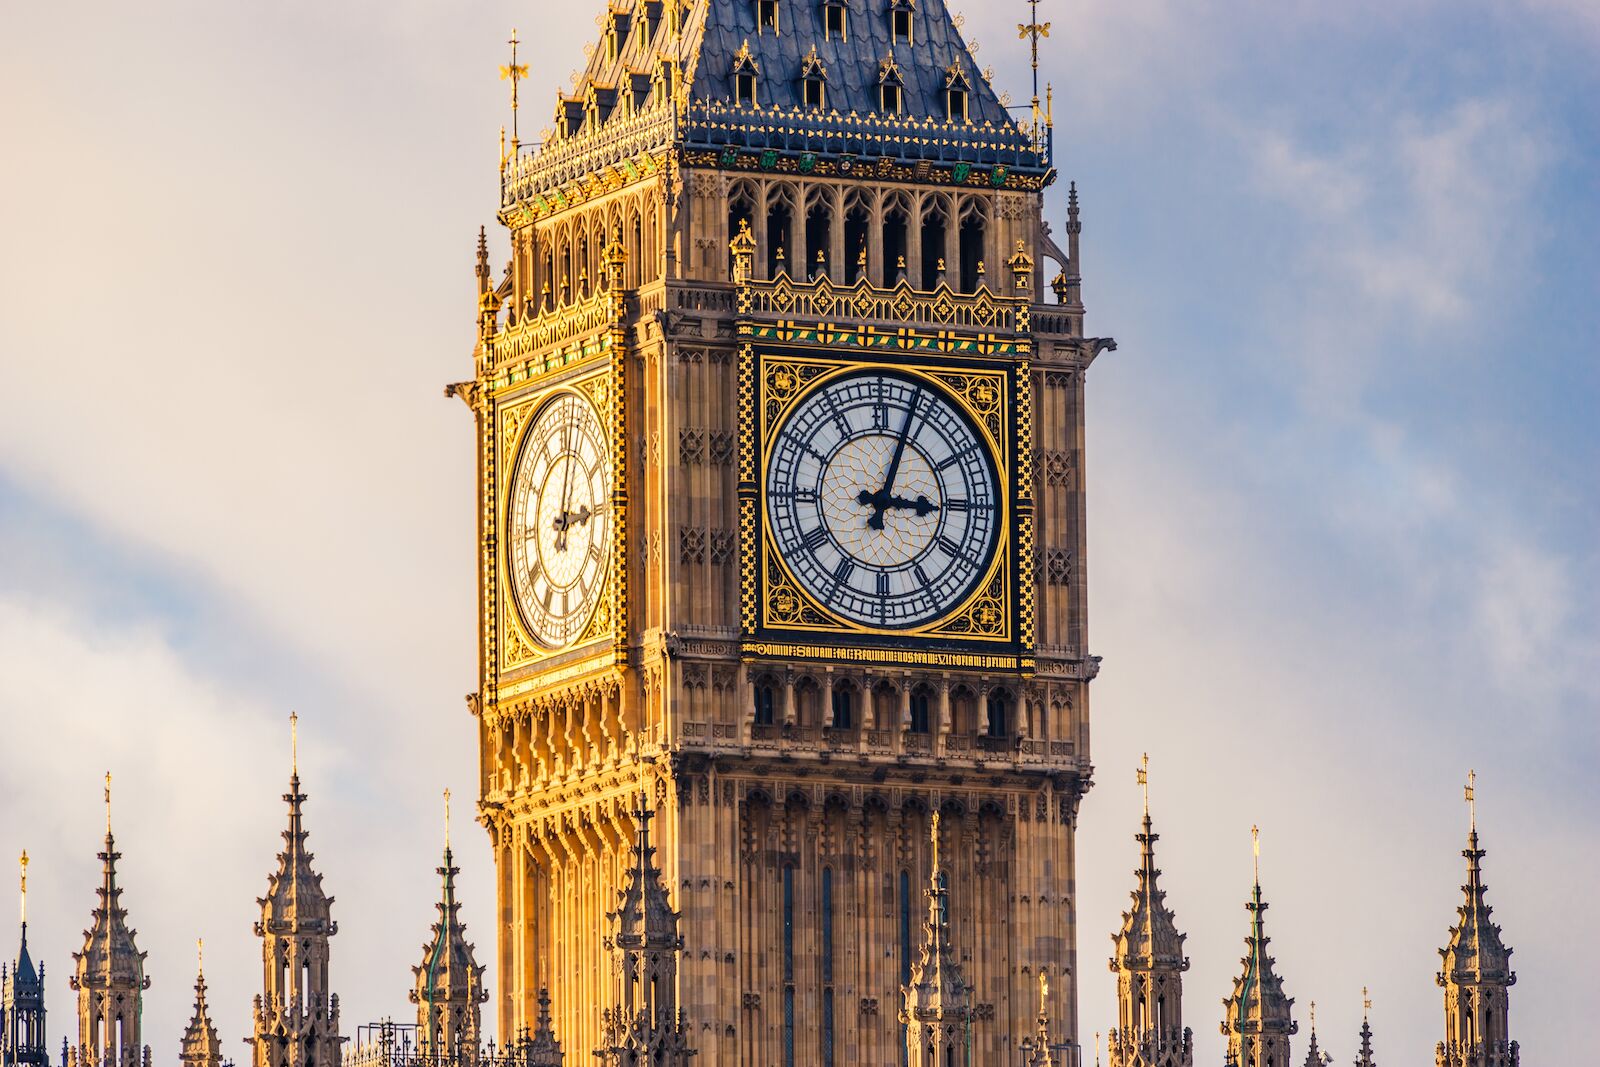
[458,2,1112,1062]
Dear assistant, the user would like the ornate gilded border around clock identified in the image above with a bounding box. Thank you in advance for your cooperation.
[494,370,619,676]
[743,352,1018,645]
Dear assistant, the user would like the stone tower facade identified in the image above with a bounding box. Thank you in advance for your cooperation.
[69,795,150,1067]
[1221,853,1296,1067]
[2,854,48,1067]
[179,950,222,1067]
[1436,796,1517,1067]
[251,759,342,1067]
[463,1,1109,1061]
[410,832,488,1065]
[1108,801,1191,1067]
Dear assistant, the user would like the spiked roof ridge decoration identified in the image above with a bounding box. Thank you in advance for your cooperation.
[178,942,221,1067]
[1111,754,1189,977]
[72,773,149,999]
[502,0,1051,208]
[523,987,564,1067]
[411,789,488,1057]
[1221,827,1297,1065]
[258,713,336,936]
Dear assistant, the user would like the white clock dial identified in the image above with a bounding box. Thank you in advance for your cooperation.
[507,391,612,649]
[765,370,1001,629]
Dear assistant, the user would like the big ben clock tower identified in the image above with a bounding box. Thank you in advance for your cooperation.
[457,2,1112,1062]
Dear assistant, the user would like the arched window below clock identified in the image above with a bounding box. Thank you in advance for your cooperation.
[871,680,897,729]
[986,689,1012,738]
[908,685,932,734]
[829,681,856,730]
[794,676,821,727]
[753,677,777,726]
[949,684,977,735]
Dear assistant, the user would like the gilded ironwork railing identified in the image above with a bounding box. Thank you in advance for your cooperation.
[745,272,1026,333]
[502,102,679,208]
[491,287,615,368]
[682,101,1049,172]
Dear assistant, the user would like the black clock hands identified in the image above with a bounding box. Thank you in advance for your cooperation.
[857,387,935,529]
[553,410,577,550]
[550,504,594,536]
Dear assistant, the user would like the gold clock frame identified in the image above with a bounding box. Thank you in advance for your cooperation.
[495,369,622,674]
[740,348,1031,659]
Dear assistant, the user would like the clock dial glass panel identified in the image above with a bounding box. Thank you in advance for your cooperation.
[765,370,1001,628]
[507,391,612,649]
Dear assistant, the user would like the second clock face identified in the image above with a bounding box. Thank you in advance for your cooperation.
[507,391,612,650]
[765,370,1001,629]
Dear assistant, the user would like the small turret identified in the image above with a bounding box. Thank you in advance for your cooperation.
[3,851,49,1067]
[522,989,563,1067]
[1300,1003,1329,1067]
[1353,991,1376,1067]
[410,791,487,1066]
[1221,828,1296,1067]
[901,811,973,1067]
[178,943,221,1067]
[70,776,150,1067]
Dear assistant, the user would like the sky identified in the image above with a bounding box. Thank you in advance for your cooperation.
[1,0,1596,1063]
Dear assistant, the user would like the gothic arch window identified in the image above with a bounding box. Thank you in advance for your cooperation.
[908,685,932,734]
[766,184,797,278]
[986,690,1010,738]
[958,198,989,293]
[882,190,911,284]
[919,194,951,288]
[821,865,837,1067]
[805,189,834,280]
[782,863,796,1067]
[830,680,856,729]
[729,182,757,277]
[753,677,777,726]
[794,675,821,726]
[732,40,761,106]
[844,189,872,285]
[871,679,897,727]
[949,683,977,734]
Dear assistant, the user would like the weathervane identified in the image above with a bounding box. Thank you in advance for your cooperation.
[18,851,27,926]
[444,787,453,848]
[501,29,530,153]
[290,711,299,776]
[1465,769,1477,832]
[1137,752,1150,815]
[1017,0,1051,143]
[104,771,113,834]
[1363,986,1371,1022]
[1251,824,1261,884]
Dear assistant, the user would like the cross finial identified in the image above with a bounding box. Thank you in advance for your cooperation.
[1363,986,1371,1021]
[290,711,299,776]
[1465,769,1477,832]
[1309,1000,1316,1033]
[444,787,452,848]
[104,771,113,834]
[1094,1030,1102,1067]
[18,851,26,925]
[1251,824,1261,884]
[1137,752,1150,815]
[500,29,529,149]
[197,938,205,978]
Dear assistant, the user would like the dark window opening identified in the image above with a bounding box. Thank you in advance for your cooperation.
[920,210,947,288]
[892,8,912,42]
[959,215,985,293]
[881,81,902,114]
[883,208,909,283]
[844,207,870,285]
[759,0,779,31]
[831,686,854,729]
[948,88,968,122]
[754,683,776,726]
[909,690,930,734]
[825,4,846,39]
[804,76,825,109]
[736,72,757,106]
[806,204,832,280]
[986,691,1009,738]
[767,200,793,278]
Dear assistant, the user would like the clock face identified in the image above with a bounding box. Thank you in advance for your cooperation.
[765,370,1001,629]
[507,391,612,649]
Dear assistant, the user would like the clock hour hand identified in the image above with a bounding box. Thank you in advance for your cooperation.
[550,504,594,548]
[860,387,922,530]
[883,493,939,517]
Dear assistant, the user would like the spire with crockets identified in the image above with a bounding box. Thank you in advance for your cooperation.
[1436,772,1518,1067]
[1353,990,1376,1067]
[1109,755,1192,1067]
[1221,828,1296,1067]
[179,942,221,1067]
[594,785,693,1067]
[251,714,342,1067]
[411,790,488,1067]
[3,850,49,1067]
[1300,1002,1330,1067]
[901,810,973,1067]
[69,774,150,1067]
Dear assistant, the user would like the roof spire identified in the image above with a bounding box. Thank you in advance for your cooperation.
[290,711,299,778]
[1252,824,1261,887]
[444,787,452,850]
[1465,769,1476,834]
[1354,988,1376,1067]
[500,29,528,151]
[18,850,26,927]
[1137,752,1150,816]
[104,771,112,836]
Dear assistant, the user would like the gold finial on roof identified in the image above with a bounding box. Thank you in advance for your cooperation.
[444,787,453,848]
[1363,986,1371,1021]
[1094,1030,1102,1067]
[18,851,27,925]
[1309,1000,1317,1033]
[197,938,205,978]
[1038,968,1048,1012]
[1137,752,1150,815]
[105,772,113,834]
[1251,824,1261,885]
[290,711,299,776]
[930,810,941,874]
[500,29,529,148]
[1465,769,1477,832]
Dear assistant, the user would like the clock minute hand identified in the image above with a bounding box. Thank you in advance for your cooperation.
[862,388,922,530]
